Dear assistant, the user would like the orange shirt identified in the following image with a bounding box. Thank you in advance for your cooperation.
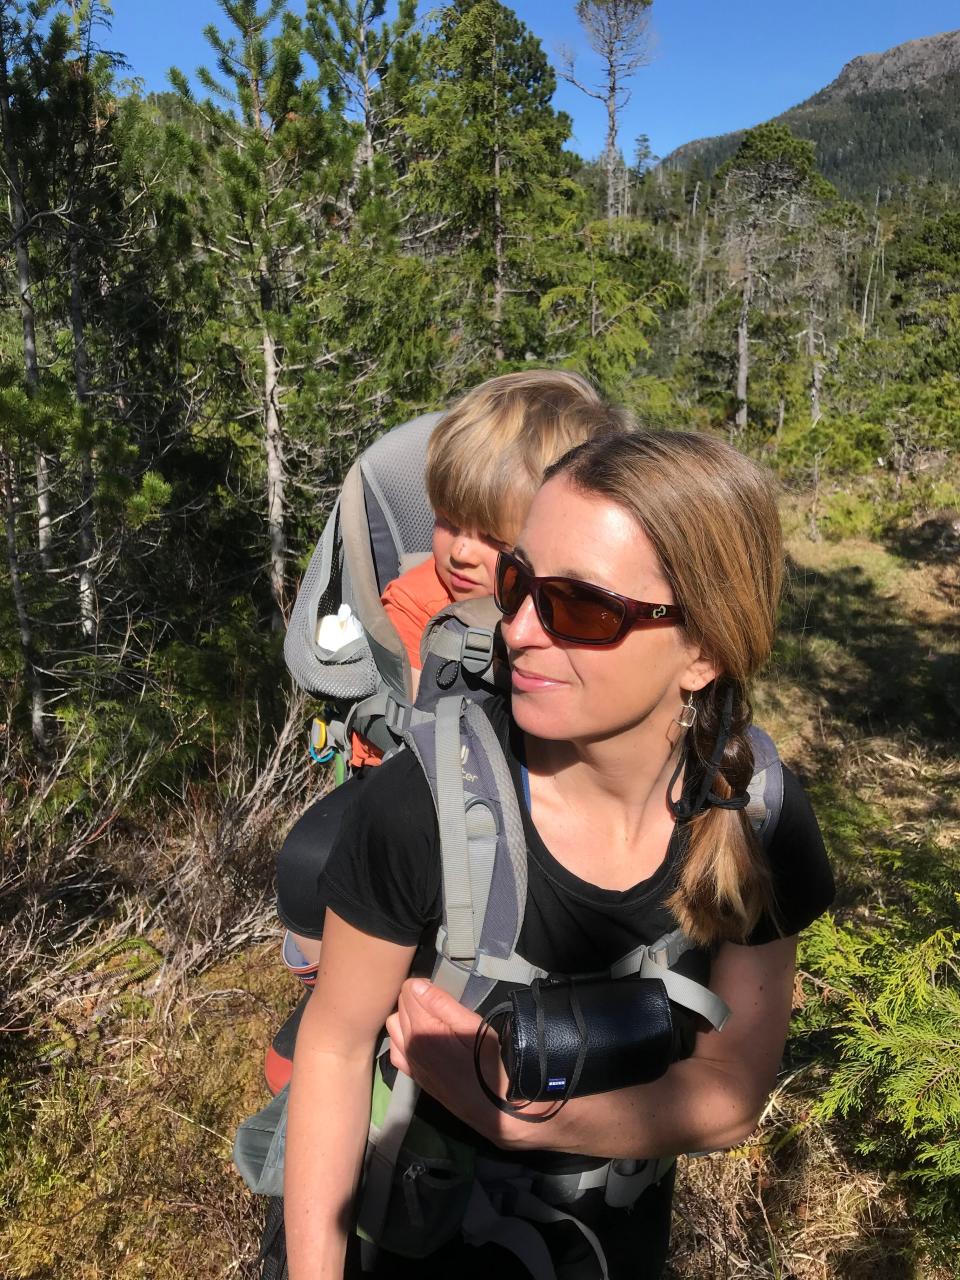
[349,556,453,768]
[381,555,454,674]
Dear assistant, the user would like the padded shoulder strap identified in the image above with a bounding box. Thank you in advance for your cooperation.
[745,725,784,849]
[405,697,537,1006]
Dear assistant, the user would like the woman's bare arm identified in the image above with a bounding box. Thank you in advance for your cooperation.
[388,935,798,1159]
[284,910,416,1280]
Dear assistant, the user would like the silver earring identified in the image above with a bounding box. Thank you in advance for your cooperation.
[675,693,697,729]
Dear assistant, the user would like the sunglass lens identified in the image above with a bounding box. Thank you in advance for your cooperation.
[496,556,528,614]
[546,581,623,642]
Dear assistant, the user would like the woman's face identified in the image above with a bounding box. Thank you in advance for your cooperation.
[502,476,716,745]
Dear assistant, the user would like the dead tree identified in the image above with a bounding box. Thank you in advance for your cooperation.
[560,0,653,222]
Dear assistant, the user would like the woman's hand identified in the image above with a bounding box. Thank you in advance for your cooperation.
[386,979,550,1148]
[387,935,799,1160]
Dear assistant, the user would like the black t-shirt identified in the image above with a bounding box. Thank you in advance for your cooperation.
[320,696,834,975]
[318,696,833,1277]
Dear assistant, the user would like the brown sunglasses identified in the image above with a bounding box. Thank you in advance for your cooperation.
[494,550,684,646]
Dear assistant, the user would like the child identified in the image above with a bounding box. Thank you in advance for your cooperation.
[267,372,632,1089]
[352,370,630,760]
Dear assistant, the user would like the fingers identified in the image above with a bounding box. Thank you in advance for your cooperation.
[385,1011,411,1075]
[399,978,482,1044]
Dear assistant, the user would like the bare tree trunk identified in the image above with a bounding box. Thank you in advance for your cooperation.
[735,272,752,435]
[604,72,618,222]
[1,447,46,749]
[491,36,505,362]
[69,236,98,643]
[0,14,52,567]
[259,267,287,625]
[492,143,505,361]
[359,19,374,173]
[346,18,375,209]
[808,303,823,427]
[861,219,880,335]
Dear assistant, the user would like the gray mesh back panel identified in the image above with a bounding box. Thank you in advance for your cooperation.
[363,477,402,595]
[284,503,381,698]
[359,412,441,570]
[283,411,442,699]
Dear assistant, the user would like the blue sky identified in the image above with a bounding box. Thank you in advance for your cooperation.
[111,0,960,160]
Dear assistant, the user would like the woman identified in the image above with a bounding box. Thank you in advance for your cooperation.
[283,431,834,1279]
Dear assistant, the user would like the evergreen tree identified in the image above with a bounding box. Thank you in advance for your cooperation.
[403,0,574,369]
[171,0,352,624]
[714,123,836,434]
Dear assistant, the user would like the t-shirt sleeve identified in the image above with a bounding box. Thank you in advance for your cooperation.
[319,751,443,945]
[747,765,835,945]
[382,576,429,673]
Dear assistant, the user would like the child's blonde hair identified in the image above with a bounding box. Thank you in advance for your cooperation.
[426,371,632,543]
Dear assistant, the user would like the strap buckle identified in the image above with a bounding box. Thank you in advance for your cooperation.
[384,694,412,736]
[460,627,495,675]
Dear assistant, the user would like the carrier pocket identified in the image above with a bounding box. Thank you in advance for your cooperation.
[360,1063,475,1257]
[368,1143,474,1257]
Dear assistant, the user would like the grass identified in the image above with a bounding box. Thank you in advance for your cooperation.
[1,505,958,1279]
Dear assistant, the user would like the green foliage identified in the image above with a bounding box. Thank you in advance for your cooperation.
[717,122,830,197]
[803,914,960,1213]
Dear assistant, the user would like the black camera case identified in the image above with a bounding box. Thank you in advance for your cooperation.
[497,974,674,1103]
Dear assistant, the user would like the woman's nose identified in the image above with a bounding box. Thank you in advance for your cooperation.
[502,593,550,648]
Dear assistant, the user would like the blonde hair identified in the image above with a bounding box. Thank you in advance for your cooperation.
[546,431,784,946]
[427,371,632,543]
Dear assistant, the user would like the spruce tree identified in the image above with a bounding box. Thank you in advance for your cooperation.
[171,1,351,624]
[403,0,573,370]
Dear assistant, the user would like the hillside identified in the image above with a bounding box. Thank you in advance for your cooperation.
[662,29,960,198]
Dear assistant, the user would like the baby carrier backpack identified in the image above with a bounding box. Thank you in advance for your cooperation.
[283,410,503,767]
[238,411,787,1279]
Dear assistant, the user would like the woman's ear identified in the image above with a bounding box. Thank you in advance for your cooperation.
[682,652,719,694]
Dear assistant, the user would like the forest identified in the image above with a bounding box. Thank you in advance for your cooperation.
[0,1,958,1276]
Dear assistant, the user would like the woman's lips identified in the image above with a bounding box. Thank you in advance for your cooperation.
[511,667,564,692]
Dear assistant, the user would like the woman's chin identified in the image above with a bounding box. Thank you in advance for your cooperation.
[510,691,577,741]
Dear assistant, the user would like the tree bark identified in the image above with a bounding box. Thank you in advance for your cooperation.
[260,271,287,624]
[491,34,505,361]
[69,235,98,642]
[861,219,880,335]
[359,17,374,173]
[604,69,618,223]
[735,269,752,435]
[492,139,505,361]
[1,447,46,749]
[808,302,823,427]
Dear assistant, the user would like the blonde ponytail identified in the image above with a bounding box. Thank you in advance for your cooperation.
[666,681,776,946]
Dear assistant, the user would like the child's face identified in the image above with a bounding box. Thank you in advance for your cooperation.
[432,515,508,601]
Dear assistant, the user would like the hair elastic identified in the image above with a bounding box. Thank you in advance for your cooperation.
[668,684,750,820]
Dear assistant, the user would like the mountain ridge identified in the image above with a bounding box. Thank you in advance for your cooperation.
[661,29,960,198]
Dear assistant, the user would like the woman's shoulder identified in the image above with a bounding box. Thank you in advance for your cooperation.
[322,753,443,945]
[748,763,835,944]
